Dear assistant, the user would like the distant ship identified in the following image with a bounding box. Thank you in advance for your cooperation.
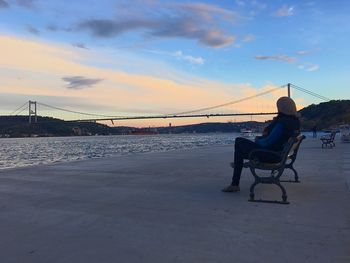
[339,124,350,142]
[240,128,255,138]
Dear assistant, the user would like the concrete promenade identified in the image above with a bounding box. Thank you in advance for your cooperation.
[0,138,349,263]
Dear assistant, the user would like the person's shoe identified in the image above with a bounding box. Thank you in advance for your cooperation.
[229,162,235,168]
[222,185,240,192]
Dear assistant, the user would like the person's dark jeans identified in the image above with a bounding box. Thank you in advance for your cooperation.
[231,137,261,186]
[231,137,282,186]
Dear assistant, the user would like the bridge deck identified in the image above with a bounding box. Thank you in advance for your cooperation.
[0,138,349,263]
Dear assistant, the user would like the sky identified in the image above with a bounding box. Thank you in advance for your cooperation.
[0,0,349,127]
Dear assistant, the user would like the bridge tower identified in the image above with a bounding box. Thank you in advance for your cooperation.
[28,100,37,123]
[287,83,291,98]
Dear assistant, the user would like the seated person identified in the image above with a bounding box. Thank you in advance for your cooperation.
[222,96,300,192]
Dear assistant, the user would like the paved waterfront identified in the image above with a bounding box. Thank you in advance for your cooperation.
[0,138,349,263]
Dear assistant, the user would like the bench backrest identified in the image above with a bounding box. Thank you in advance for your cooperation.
[288,135,306,161]
[278,134,305,164]
[321,131,336,141]
[330,131,336,141]
[279,136,299,164]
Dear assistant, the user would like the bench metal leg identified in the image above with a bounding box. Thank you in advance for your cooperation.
[249,181,258,201]
[280,166,300,183]
[276,181,289,204]
[248,168,290,205]
[248,199,290,205]
[290,167,300,182]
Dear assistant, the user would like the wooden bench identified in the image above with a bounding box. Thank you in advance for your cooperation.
[320,131,336,148]
[242,134,306,204]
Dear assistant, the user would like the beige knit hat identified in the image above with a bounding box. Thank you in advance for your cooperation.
[277,97,297,116]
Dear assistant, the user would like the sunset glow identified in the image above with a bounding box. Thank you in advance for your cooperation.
[1,0,348,126]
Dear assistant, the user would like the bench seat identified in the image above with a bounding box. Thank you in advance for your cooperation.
[240,134,306,204]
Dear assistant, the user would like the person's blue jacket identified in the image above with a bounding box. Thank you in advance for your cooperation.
[255,113,300,151]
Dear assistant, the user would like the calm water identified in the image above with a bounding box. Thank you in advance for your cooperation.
[0,133,237,170]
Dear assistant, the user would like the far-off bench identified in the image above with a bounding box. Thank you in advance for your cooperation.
[320,131,336,148]
[241,134,306,204]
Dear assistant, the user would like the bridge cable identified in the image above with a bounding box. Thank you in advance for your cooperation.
[37,102,126,118]
[170,84,286,116]
[290,84,330,101]
[29,83,328,122]
[15,106,29,116]
[10,102,28,115]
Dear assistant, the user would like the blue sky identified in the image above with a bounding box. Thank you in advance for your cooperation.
[0,0,349,126]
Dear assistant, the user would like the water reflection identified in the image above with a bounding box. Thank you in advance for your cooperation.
[0,133,237,169]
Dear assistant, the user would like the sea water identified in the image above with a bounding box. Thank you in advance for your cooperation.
[0,133,237,170]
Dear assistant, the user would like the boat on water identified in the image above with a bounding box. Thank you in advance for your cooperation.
[240,129,255,138]
[339,124,350,142]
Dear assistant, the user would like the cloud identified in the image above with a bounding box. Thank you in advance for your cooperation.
[72,42,89,49]
[77,19,154,38]
[77,18,234,48]
[298,63,319,72]
[62,76,103,90]
[296,50,309,55]
[0,0,38,9]
[175,2,239,22]
[145,49,204,65]
[75,3,236,48]
[46,24,58,31]
[16,0,37,9]
[254,55,296,63]
[173,51,204,65]
[0,0,9,8]
[152,19,235,48]
[274,5,295,17]
[296,48,321,56]
[235,0,245,6]
[306,64,319,71]
[251,1,267,10]
[242,34,255,42]
[26,25,39,35]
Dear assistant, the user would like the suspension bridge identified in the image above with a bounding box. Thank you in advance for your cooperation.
[7,83,329,124]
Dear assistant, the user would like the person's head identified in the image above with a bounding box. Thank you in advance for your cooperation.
[276,97,297,116]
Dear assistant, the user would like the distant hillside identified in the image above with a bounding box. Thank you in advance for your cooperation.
[157,121,263,134]
[0,115,264,138]
[0,116,132,137]
[299,100,350,130]
[2,100,349,137]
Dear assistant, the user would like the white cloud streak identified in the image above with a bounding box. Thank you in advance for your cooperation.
[254,55,296,63]
[173,51,204,65]
[306,64,319,71]
[242,34,255,42]
[274,5,295,17]
[145,49,204,65]
[298,64,319,72]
